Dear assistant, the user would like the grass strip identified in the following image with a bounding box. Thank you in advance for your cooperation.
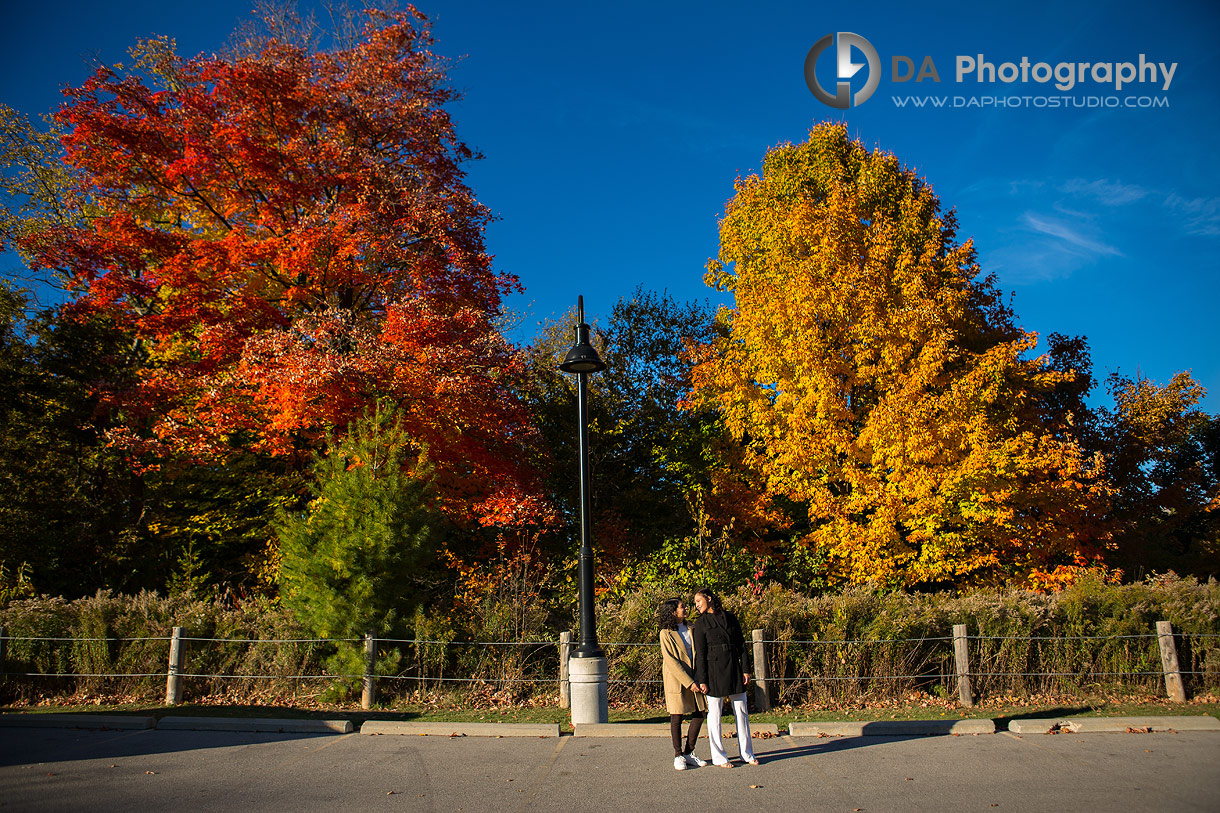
[6,696,1217,734]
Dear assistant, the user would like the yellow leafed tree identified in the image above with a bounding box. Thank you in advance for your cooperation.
[691,123,1110,589]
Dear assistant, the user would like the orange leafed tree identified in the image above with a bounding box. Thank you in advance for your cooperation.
[691,123,1110,589]
[19,8,544,526]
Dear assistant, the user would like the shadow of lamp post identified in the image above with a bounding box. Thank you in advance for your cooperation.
[559,295,608,724]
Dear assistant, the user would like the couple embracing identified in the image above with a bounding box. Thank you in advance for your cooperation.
[658,588,759,771]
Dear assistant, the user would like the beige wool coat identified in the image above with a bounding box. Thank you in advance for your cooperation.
[660,627,708,715]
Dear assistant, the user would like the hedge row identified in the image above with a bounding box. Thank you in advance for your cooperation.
[596,575,1220,705]
[2,575,1217,706]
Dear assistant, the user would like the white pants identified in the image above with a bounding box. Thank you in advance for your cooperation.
[706,691,754,764]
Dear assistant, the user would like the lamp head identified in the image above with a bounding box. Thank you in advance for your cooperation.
[560,338,605,373]
[559,295,606,374]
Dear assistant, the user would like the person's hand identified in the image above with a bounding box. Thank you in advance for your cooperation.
[699,683,708,694]
[743,672,751,686]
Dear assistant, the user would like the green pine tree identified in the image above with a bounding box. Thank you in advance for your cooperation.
[276,402,441,685]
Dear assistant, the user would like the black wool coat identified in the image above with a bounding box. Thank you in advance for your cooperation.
[692,610,748,698]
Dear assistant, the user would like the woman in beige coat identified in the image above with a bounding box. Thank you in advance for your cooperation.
[659,598,707,770]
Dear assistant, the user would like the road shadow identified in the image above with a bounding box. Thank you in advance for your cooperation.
[0,704,579,767]
[0,723,339,768]
[0,704,456,767]
[992,706,1092,731]
[753,734,934,763]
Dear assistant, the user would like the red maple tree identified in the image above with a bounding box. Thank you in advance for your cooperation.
[21,7,545,526]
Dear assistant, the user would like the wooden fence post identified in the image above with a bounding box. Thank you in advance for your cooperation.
[558,630,572,708]
[751,629,771,712]
[1156,621,1187,703]
[362,630,377,710]
[165,626,183,706]
[952,624,973,708]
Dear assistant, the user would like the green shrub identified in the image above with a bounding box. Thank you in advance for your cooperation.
[2,575,1217,707]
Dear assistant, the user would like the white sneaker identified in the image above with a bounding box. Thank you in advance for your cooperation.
[673,756,687,771]
[683,753,707,768]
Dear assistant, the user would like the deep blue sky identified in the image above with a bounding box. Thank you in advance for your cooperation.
[2,0,1217,411]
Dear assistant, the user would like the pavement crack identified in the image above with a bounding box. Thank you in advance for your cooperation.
[273,732,357,768]
[514,736,569,813]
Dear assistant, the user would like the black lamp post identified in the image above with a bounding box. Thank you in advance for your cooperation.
[559,295,605,660]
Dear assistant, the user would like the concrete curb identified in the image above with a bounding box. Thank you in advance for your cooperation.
[1007,715,1220,734]
[156,716,353,734]
[789,719,996,737]
[1006,719,1072,734]
[573,723,780,738]
[0,714,156,730]
[360,721,561,737]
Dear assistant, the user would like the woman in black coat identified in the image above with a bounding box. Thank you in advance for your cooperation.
[692,587,758,767]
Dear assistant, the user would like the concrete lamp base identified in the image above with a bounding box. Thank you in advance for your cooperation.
[568,655,608,725]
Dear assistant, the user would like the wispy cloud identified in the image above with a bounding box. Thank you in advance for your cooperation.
[981,210,1124,286]
[1051,202,1097,221]
[957,177,1044,197]
[1163,193,1220,237]
[1021,212,1123,257]
[1058,178,1220,238]
[1060,178,1149,206]
[984,243,1081,284]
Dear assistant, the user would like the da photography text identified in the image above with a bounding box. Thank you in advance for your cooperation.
[805,32,1178,110]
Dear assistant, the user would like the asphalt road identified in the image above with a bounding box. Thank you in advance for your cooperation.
[1,726,1217,812]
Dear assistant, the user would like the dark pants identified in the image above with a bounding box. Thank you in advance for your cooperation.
[670,712,704,757]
